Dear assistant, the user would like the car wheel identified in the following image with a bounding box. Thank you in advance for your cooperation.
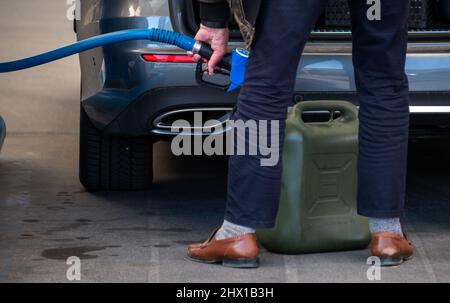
[79,105,154,191]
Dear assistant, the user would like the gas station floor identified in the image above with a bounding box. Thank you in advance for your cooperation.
[0,134,449,283]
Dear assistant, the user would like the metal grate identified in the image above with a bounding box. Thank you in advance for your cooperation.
[325,0,351,27]
[324,0,437,29]
[409,0,436,28]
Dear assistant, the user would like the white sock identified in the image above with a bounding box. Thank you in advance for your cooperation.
[368,217,403,236]
[215,220,256,240]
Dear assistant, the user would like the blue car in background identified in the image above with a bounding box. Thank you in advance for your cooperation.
[0,115,5,153]
[75,0,450,192]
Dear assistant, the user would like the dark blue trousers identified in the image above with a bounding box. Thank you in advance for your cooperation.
[225,0,411,228]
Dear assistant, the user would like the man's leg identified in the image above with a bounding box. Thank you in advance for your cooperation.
[188,0,328,266]
[222,0,328,231]
[349,0,413,265]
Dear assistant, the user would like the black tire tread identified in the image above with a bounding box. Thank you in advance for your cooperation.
[79,106,153,191]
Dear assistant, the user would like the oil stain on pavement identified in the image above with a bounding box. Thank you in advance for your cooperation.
[41,245,121,260]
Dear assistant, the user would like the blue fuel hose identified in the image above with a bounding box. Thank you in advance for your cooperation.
[0,29,200,73]
[0,28,246,90]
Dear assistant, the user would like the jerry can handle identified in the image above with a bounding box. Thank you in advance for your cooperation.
[294,100,358,123]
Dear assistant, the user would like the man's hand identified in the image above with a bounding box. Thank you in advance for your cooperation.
[187,24,229,75]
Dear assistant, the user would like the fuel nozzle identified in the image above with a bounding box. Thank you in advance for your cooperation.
[193,41,249,92]
[192,41,232,71]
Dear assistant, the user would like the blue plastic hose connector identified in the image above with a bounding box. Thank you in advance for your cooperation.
[0,29,196,73]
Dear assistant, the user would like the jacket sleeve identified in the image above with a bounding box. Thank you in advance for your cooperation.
[198,1,230,28]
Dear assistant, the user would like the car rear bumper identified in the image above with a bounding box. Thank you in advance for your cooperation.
[93,86,238,136]
[296,91,450,127]
[89,86,450,138]
[82,43,450,137]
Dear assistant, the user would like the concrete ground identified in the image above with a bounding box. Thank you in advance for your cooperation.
[0,1,449,283]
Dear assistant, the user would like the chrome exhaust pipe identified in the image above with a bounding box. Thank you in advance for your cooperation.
[151,107,234,136]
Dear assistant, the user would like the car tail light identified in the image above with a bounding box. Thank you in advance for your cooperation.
[141,54,196,63]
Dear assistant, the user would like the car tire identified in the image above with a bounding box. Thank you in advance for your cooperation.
[79,105,154,191]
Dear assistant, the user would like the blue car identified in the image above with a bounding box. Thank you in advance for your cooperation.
[75,0,450,192]
[0,115,5,153]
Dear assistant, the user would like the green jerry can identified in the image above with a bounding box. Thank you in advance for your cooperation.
[257,101,371,254]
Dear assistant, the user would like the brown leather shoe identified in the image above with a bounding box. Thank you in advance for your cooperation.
[371,232,413,266]
[187,228,260,268]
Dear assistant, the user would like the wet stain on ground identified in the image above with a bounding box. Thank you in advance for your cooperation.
[52,239,75,243]
[76,237,90,240]
[20,234,34,239]
[41,245,121,260]
[109,227,192,233]
[23,219,40,223]
[63,202,74,205]
[98,217,125,222]
[75,219,92,223]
